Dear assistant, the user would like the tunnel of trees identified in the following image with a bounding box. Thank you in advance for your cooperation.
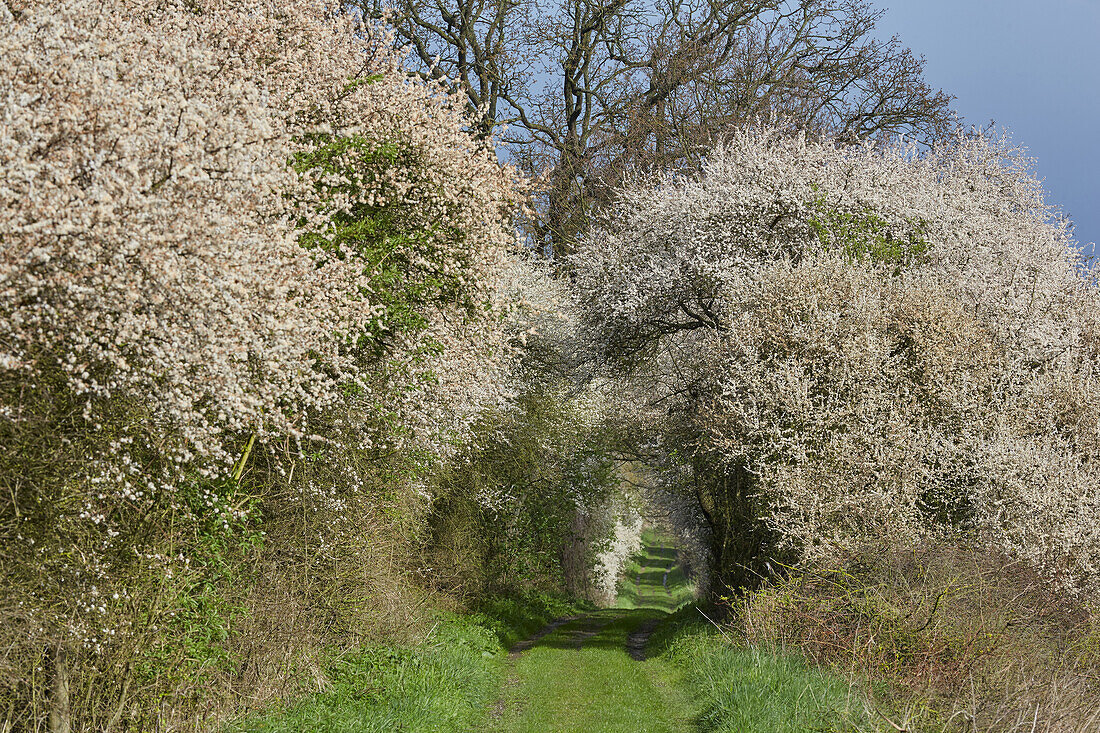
[2,0,1098,728]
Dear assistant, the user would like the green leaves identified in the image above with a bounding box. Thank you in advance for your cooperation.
[808,195,929,268]
[292,128,472,353]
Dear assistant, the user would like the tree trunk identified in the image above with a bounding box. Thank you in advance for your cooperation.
[48,645,71,733]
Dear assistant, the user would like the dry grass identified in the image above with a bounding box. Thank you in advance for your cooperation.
[0,430,437,732]
[735,539,1100,732]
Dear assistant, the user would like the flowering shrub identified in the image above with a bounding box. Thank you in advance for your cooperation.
[593,500,644,602]
[573,127,1100,594]
[0,0,522,726]
[421,254,628,602]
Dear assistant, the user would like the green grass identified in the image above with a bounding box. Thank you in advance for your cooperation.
[491,610,697,732]
[615,535,695,612]
[230,619,500,732]
[651,607,881,733]
[233,531,881,733]
[618,529,880,732]
[472,592,591,651]
[490,529,699,732]
[230,591,583,732]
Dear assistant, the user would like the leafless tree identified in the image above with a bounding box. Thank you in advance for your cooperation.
[354,0,955,255]
[356,0,529,136]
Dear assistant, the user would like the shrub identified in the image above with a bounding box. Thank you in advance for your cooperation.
[0,0,523,727]
[737,541,1100,731]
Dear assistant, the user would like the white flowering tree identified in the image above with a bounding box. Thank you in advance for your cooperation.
[421,254,628,602]
[0,0,525,726]
[572,127,1100,595]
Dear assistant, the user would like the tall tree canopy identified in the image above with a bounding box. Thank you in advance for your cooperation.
[356,0,954,253]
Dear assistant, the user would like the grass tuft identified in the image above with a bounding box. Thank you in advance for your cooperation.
[651,606,878,732]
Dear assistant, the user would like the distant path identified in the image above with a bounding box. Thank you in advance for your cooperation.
[488,536,696,732]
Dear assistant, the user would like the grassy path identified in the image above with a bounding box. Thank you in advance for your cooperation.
[489,535,698,732]
[234,533,878,732]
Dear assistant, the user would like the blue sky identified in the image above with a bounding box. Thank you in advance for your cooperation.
[875,0,1100,260]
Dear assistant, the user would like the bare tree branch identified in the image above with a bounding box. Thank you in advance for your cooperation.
[355,0,955,256]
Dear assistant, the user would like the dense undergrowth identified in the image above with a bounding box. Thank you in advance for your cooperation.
[232,592,586,732]
[734,540,1100,731]
[647,607,876,732]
